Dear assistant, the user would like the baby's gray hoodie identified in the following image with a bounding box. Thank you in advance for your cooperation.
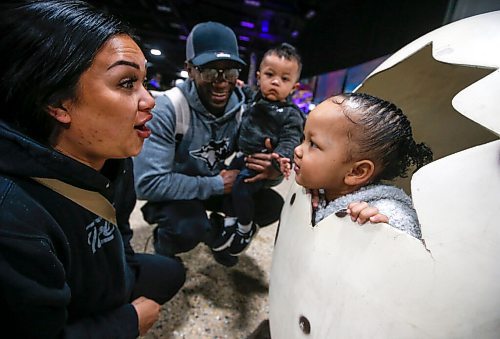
[314,184,422,238]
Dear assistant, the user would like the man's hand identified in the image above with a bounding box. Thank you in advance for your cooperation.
[244,138,281,183]
[220,169,240,194]
[347,201,389,224]
[132,296,161,336]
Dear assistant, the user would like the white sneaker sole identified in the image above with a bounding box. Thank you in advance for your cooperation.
[211,233,235,252]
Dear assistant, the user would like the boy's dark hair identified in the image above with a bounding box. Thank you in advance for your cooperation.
[340,92,433,181]
[0,0,135,143]
[262,43,302,80]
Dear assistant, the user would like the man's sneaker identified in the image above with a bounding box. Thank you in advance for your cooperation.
[211,220,237,252]
[228,223,259,256]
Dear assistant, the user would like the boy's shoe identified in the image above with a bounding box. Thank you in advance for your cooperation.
[228,223,259,256]
[211,220,237,252]
[211,249,239,267]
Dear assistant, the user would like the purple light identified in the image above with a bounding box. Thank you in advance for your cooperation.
[179,35,187,40]
[240,21,255,29]
[238,35,250,42]
[259,32,272,40]
[244,0,260,6]
[261,20,269,33]
[291,30,299,38]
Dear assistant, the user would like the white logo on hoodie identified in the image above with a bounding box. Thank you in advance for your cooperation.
[190,138,231,170]
[86,217,115,253]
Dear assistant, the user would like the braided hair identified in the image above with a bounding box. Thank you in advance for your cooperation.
[339,92,433,181]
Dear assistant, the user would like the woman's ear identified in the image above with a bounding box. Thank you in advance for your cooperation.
[344,160,375,186]
[47,102,71,124]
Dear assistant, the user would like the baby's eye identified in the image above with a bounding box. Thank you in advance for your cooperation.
[282,76,290,82]
[310,140,318,148]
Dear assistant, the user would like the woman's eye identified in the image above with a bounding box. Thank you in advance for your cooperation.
[120,77,137,89]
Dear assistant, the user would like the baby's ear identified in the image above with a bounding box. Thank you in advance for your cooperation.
[47,102,71,124]
[344,160,375,186]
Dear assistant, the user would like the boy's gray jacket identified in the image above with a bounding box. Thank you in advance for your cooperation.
[134,79,246,201]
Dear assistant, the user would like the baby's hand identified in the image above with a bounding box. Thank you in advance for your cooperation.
[279,157,291,179]
[309,189,321,210]
[347,201,389,225]
[271,153,291,179]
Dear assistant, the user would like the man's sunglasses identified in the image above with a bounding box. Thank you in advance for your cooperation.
[195,67,240,82]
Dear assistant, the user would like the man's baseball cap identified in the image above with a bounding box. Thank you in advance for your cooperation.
[186,22,246,67]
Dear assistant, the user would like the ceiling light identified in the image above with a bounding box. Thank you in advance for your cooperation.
[244,0,260,7]
[261,20,269,33]
[241,21,255,29]
[179,70,188,78]
[305,10,316,19]
[150,49,162,56]
[156,5,171,12]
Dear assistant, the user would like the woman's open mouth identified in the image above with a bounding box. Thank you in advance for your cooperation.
[134,115,152,139]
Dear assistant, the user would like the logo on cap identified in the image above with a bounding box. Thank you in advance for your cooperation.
[216,52,231,58]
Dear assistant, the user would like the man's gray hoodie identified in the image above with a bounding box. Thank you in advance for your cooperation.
[133,79,246,201]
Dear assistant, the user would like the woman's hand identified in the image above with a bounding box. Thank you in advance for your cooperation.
[347,201,389,224]
[132,296,161,336]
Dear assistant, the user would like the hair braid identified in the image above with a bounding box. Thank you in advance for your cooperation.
[341,92,433,181]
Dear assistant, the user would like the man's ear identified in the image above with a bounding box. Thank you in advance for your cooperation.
[47,102,71,124]
[344,160,375,186]
[185,61,195,79]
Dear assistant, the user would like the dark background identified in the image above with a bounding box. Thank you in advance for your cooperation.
[87,0,451,85]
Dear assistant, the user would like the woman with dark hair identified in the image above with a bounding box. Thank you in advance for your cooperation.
[0,1,185,337]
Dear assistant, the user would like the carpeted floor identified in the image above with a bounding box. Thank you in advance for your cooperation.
[130,179,293,338]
